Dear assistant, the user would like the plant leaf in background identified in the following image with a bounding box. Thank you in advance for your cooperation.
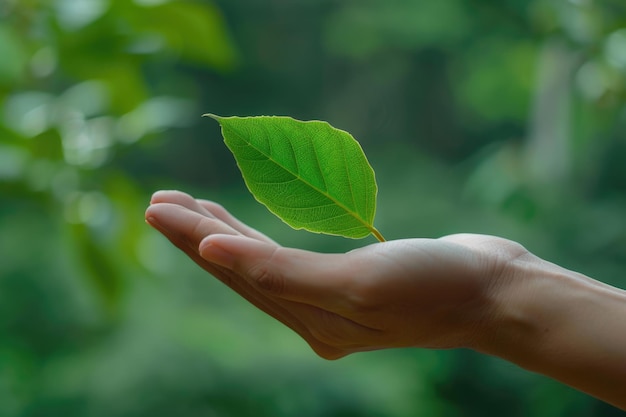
[206,115,385,241]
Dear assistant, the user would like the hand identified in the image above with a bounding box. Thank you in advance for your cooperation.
[144,190,527,359]
[145,190,626,409]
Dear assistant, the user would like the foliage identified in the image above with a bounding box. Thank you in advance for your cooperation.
[0,0,625,416]
[209,115,383,240]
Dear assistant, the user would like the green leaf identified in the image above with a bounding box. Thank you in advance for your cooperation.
[206,115,385,241]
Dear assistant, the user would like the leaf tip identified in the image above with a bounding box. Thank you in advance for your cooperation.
[202,113,222,122]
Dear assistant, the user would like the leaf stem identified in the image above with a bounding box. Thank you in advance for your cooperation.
[371,227,386,242]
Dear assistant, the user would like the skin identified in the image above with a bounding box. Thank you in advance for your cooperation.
[145,190,626,410]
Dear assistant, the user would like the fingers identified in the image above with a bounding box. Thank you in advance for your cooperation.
[145,199,341,354]
[145,202,241,250]
[198,234,385,351]
[150,190,275,243]
[197,199,276,244]
[198,234,355,311]
[151,190,216,218]
[145,190,384,357]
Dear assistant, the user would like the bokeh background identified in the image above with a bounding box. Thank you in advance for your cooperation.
[1,0,626,415]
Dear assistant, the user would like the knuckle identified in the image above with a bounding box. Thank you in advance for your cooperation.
[247,263,285,295]
[191,216,218,239]
[345,279,380,311]
[203,201,228,217]
[340,257,382,312]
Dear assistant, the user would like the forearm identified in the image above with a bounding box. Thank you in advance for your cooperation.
[478,255,626,409]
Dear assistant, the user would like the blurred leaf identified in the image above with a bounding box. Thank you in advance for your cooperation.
[77,61,148,114]
[126,0,239,71]
[0,144,29,181]
[0,24,28,86]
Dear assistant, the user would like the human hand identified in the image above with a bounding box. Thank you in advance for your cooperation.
[144,190,529,359]
[145,190,626,409]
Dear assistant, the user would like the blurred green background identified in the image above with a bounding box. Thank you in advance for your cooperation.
[1,0,625,415]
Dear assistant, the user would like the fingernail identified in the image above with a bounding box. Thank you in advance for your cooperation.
[199,238,234,269]
[145,215,168,233]
[150,190,177,204]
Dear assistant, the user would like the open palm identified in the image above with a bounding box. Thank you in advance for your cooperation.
[145,190,528,359]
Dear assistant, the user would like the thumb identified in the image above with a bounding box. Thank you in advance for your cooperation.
[198,234,349,309]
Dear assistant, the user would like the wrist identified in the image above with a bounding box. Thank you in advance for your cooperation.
[473,253,569,361]
[474,251,626,408]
